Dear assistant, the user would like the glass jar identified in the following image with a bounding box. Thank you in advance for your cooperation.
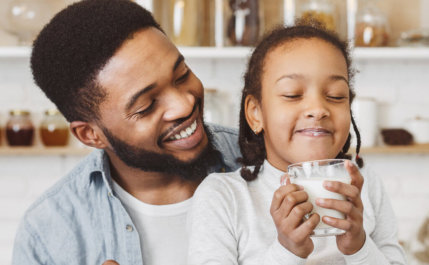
[40,109,69,146]
[354,0,389,47]
[4,0,64,45]
[298,0,338,32]
[6,110,34,146]
[161,0,202,46]
[225,0,264,46]
[204,89,225,125]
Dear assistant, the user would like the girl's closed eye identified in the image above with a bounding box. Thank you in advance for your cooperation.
[176,69,190,85]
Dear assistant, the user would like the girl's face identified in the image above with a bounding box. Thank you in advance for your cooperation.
[246,38,351,171]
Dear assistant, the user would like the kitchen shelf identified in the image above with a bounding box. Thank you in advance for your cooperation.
[2,46,429,60]
[358,143,429,154]
[0,146,93,156]
[0,144,428,156]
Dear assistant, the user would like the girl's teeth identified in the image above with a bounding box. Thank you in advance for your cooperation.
[180,131,187,138]
[186,127,192,135]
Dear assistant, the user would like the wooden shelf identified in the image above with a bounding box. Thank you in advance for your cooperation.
[2,46,429,60]
[0,146,93,156]
[358,144,429,154]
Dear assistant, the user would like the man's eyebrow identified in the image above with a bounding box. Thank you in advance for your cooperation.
[173,54,184,72]
[125,83,156,111]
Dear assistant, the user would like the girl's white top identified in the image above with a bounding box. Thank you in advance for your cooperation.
[187,160,407,265]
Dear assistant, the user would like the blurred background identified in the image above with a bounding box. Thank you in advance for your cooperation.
[1,0,429,264]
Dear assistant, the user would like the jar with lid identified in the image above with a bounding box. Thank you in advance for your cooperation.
[354,0,389,47]
[40,109,69,146]
[6,110,35,146]
[204,89,225,125]
[224,0,264,46]
[297,0,338,33]
[160,0,203,46]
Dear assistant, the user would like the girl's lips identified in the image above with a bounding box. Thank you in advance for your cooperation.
[295,128,332,137]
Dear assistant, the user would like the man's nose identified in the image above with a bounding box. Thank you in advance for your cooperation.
[162,89,196,121]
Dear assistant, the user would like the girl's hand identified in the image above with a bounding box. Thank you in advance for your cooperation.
[315,160,366,255]
[270,175,319,258]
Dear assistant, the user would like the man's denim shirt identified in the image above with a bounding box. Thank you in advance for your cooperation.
[12,124,241,265]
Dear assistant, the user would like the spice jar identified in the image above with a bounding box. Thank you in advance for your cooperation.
[6,110,34,146]
[298,0,338,32]
[40,109,69,146]
[226,0,263,46]
[354,0,389,47]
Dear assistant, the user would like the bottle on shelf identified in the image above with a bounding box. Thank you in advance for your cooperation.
[160,0,203,46]
[297,0,338,33]
[225,0,264,46]
[354,0,389,47]
[6,109,35,146]
[40,109,69,147]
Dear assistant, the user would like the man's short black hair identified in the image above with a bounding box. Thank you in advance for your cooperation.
[31,0,163,122]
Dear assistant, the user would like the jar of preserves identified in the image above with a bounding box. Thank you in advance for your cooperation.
[6,110,34,146]
[225,0,264,46]
[354,0,389,47]
[298,0,338,32]
[40,109,69,146]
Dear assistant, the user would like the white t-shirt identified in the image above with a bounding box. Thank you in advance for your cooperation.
[187,160,407,265]
[112,181,191,265]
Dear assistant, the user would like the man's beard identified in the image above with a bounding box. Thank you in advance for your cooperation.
[101,123,221,182]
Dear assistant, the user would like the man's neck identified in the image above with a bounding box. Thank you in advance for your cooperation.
[107,151,199,205]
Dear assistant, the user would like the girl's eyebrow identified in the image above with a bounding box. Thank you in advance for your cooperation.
[329,75,348,83]
[275,73,305,83]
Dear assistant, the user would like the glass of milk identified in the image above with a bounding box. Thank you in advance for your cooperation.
[287,159,352,237]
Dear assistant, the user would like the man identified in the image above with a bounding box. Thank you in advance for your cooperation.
[12,0,240,264]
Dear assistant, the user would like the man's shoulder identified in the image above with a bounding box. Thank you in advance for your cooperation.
[22,149,105,225]
[207,123,238,137]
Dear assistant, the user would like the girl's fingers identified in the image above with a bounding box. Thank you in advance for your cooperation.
[285,201,314,228]
[293,212,320,241]
[345,160,364,191]
[316,198,362,220]
[270,182,303,213]
[277,190,309,218]
[321,215,354,232]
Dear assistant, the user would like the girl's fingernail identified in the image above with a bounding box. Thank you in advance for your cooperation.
[316,198,325,205]
[323,181,332,188]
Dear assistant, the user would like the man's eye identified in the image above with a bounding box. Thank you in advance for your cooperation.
[134,100,156,118]
[176,70,190,84]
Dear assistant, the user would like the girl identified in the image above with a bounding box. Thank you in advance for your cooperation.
[187,25,406,265]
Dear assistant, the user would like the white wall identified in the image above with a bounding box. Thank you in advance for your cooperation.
[1,53,429,264]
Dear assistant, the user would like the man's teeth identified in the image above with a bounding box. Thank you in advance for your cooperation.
[170,120,197,140]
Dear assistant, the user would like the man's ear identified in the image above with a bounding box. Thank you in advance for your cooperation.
[244,95,263,134]
[70,121,108,149]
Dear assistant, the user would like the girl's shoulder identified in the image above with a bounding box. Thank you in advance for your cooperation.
[195,168,249,199]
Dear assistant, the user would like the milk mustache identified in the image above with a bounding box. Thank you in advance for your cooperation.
[288,159,351,236]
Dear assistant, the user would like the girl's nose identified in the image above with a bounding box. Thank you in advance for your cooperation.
[162,89,196,121]
[304,97,330,120]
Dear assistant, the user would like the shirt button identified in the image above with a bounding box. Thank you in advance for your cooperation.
[107,192,112,197]
[126,225,133,232]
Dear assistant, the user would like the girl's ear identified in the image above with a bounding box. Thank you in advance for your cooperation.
[245,95,263,134]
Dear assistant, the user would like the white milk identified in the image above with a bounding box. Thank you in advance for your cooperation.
[288,160,352,236]
[291,177,351,230]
